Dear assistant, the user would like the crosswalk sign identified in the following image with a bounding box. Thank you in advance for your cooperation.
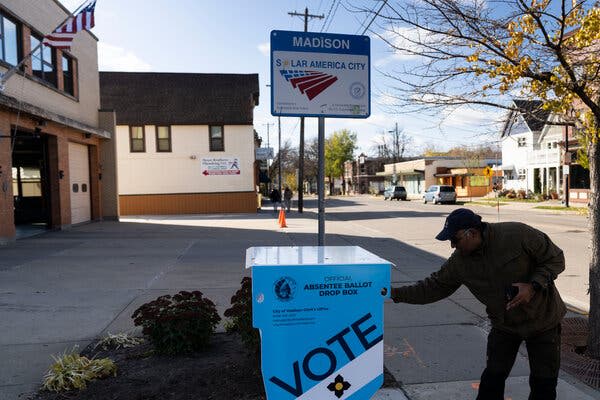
[483,166,493,177]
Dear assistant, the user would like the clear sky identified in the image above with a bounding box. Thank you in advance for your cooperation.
[61,0,504,156]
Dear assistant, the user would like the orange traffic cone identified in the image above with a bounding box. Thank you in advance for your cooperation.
[278,209,287,228]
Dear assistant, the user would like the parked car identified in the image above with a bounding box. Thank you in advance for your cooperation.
[423,185,456,204]
[383,186,408,201]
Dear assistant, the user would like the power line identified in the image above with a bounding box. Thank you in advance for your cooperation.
[311,0,326,30]
[361,0,388,35]
[324,0,342,32]
[352,0,379,34]
[320,0,338,32]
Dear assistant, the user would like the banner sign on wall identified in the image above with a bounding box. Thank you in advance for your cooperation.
[246,246,391,399]
[201,157,240,176]
[271,30,370,118]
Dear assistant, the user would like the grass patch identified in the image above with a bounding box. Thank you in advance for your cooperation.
[497,197,543,203]
[93,332,144,351]
[42,348,116,392]
[534,205,588,215]
[466,201,509,207]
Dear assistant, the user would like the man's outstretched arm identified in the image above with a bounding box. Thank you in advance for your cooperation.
[391,261,462,304]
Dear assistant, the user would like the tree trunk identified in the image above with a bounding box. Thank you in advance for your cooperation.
[588,137,600,358]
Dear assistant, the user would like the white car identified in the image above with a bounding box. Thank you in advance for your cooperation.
[423,185,456,204]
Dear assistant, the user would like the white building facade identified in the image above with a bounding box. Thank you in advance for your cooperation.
[100,72,260,215]
[501,100,562,196]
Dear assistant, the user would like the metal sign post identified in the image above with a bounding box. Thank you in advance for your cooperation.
[318,117,325,245]
[270,30,370,245]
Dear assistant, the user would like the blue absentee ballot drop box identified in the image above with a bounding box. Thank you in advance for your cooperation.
[246,246,391,400]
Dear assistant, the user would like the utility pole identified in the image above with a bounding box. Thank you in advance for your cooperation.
[262,123,274,150]
[564,125,570,208]
[263,122,274,191]
[388,122,400,162]
[288,7,324,213]
[388,122,400,185]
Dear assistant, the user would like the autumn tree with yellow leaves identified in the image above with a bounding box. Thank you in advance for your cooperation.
[372,0,600,355]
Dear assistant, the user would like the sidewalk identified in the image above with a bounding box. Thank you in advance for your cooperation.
[0,207,597,399]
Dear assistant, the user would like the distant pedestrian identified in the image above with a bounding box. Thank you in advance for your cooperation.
[390,208,565,400]
[269,188,281,212]
[283,187,293,212]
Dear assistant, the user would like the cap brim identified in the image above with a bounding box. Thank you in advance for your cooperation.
[435,228,452,241]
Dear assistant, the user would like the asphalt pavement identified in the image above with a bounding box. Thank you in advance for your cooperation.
[0,196,598,399]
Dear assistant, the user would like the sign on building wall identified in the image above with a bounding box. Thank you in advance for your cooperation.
[247,246,390,399]
[271,30,370,118]
[201,157,240,176]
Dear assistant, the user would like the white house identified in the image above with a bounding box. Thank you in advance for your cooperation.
[100,72,260,215]
[501,100,563,195]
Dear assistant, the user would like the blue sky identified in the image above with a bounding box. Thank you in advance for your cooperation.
[61,0,505,156]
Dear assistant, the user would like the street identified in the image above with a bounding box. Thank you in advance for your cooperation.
[1,197,595,399]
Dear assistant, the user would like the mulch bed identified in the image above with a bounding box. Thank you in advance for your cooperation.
[29,333,399,400]
[29,333,266,400]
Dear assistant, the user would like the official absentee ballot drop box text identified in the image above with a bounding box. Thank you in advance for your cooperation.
[246,246,391,400]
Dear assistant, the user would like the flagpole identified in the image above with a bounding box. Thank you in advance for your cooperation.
[0,0,90,91]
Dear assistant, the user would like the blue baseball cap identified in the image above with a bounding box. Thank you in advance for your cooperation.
[436,208,483,241]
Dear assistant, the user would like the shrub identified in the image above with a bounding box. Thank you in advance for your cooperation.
[517,189,527,199]
[42,348,116,392]
[93,332,144,351]
[132,290,221,354]
[224,277,260,355]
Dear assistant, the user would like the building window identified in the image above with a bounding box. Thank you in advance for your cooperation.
[31,34,56,86]
[156,126,171,152]
[517,168,527,180]
[62,54,74,95]
[0,14,19,65]
[130,126,145,152]
[517,138,526,147]
[209,125,224,151]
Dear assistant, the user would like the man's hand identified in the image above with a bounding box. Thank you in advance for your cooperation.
[390,287,402,303]
[506,283,535,310]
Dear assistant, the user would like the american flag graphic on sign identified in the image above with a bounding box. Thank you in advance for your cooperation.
[43,1,96,50]
[279,70,338,101]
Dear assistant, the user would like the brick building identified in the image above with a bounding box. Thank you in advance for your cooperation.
[0,0,115,245]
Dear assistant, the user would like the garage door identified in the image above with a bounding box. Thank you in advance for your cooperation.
[68,142,91,224]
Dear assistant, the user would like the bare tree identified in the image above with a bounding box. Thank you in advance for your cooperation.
[270,140,299,190]
[370,126,413,161]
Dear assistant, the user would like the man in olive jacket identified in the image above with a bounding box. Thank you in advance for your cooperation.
[391,208,565,400]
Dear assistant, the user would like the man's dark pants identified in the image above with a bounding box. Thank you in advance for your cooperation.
[476,324,561,400]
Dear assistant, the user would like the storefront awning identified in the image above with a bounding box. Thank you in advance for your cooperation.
[376,169,424,177]
[500,165,514,171]
[433,173,473,177]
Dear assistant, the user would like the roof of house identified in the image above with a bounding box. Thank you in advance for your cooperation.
[99,72,259,126]
[502,99,551,137]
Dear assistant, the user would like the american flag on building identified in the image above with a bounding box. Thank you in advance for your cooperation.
[43,1,96,50]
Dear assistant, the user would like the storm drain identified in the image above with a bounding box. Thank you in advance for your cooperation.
[561,317,600,389]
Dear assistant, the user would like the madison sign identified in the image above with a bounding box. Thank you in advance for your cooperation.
[271,30,370,119]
